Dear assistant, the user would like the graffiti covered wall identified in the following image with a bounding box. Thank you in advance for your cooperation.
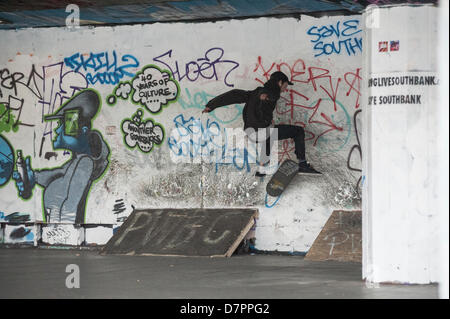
[0,15,362,251]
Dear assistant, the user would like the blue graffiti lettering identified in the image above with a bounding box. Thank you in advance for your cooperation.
[64,51,139,85]
[168,114,222,159]
[307,19,362,57]
[168,114,259,173]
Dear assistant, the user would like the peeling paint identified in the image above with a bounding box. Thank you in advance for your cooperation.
[202,166,264,207]
[334,181,361,207]
[140,170,201,200]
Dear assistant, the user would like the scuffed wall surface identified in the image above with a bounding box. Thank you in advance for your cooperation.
[0,15,362,250]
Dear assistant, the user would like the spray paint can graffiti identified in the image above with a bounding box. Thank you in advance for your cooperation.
[16,150,31,199]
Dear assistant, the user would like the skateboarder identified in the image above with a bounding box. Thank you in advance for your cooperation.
[202,71,321,176]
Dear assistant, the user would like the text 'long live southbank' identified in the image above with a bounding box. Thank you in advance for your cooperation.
[368,75,438,87]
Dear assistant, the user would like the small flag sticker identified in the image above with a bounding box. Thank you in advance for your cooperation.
[379,41,388,52]
[390,40,400,51]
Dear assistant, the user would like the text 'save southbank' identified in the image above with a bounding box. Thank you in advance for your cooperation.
[368,75,438,88]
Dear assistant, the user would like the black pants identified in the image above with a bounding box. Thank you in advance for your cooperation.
[262,125,306,162]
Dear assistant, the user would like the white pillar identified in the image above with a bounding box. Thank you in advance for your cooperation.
[362,4,441,284]
[437,0,449,299]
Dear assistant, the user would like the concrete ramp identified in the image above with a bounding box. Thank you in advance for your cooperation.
[305,210,362,262]
[101,208,258,257]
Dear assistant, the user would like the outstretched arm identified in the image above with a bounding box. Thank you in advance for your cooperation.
[203,89,249,113]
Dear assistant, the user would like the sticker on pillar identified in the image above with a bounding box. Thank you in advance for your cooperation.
[390,41,400,52]
[378,41,388,52]
[121,109,164,153]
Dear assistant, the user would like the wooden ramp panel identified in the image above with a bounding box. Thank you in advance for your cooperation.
[101,208,258,257]
[305,210,362,262]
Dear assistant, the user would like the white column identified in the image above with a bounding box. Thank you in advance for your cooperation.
[437,0,449,299]
[362,4,441,284]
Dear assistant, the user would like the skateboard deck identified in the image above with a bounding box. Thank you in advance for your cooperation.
[266,159,298,197]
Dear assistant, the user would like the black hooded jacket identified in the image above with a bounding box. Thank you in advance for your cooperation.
[205,79,281,130]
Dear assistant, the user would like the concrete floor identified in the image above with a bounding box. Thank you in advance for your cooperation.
[0,247,439,299]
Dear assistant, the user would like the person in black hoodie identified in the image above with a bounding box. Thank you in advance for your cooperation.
[202,71,321,176]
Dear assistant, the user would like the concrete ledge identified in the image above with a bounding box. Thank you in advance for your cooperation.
[0,222,114,247]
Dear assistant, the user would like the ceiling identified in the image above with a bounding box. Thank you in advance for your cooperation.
[0,0,438,30]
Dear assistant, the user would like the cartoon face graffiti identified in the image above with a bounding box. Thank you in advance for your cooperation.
[46,89,101,153]
[12,89,110,224]
[52,110,92,155]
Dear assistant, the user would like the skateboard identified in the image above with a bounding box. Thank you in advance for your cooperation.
[266,159,298,197]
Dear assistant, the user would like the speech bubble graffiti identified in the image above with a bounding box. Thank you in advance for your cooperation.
[107,82,132,106]
[131,65,179,114]
[121,110,164,153]
[116,82,132,99]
